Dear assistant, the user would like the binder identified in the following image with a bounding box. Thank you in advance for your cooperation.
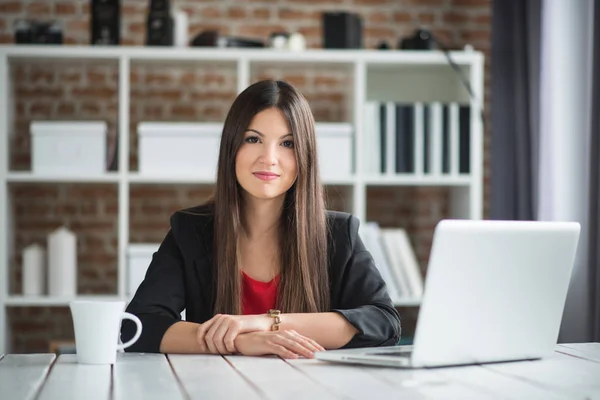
[395,103,415,173]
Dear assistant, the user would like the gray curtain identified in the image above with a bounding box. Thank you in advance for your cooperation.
[491,0,542,220]
[589,0,600,343]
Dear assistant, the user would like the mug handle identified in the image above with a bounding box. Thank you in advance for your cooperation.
[117,312,143,351]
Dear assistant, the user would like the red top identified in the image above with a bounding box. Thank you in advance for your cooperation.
[241,271,280,315]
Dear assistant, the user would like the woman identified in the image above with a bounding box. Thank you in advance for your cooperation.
[121,80,401,359]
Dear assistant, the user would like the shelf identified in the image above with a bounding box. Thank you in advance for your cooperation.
[5,295,125,307]
[3,172,471,186]
[364,175,471,186]
[0,45,482,67]
[128,173,216,185]
[6,172,120,183]
[393,298,422,307]
[321,177,355,185]
[129,172,356,186]
[0,45,484,354]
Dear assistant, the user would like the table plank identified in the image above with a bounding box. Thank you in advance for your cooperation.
[362,364,505,399]
[38,354,111,400]
[113,353,185,400]
[436,364,570,400]
[168,354,263,400]
[0,354,56,400]
[225,355,341,400]
[289,359,495,399]
[286,359,410,399]
[557,343,600,363]
[485,352,600,398]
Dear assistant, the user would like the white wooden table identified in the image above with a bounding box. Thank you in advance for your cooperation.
[1,343,599,399]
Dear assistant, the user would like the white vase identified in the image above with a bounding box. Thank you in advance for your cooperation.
[47,226,77,297]
[173,8,188,47]
[22,244,45,296]
[287,32,306,51]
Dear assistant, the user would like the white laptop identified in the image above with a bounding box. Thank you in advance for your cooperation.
[315,219,581,368]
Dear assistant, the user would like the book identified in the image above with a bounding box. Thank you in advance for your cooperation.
[361,223,403,302]
[395,103,414,173]
[385,102,396,174]
[442,104,450,174]
[459,105,471,174]
[449,102,460,175]
[392,229,424,298]
[379,103,387,173]
[414,103,425,175]
[430,102,443,176]
[381,229,412,298]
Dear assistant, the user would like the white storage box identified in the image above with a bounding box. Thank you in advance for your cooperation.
[315,123,353,180]
[126,243,159,297]
[31,121,106,175]
[138,122,222,178]
[127,243,186,319]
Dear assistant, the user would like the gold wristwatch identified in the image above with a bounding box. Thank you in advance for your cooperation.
[267,309,281,331]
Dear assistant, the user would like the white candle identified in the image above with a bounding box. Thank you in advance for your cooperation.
[173,9,188,47]
[22,244,45,296]
[47,226,77,297]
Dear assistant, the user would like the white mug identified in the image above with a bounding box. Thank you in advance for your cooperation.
[69,300,142,365]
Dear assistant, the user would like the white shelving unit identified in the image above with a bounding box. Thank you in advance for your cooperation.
[0,45,484,353]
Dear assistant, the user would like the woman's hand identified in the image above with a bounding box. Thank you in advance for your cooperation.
[197,314,271,354]
[234,330,325,359]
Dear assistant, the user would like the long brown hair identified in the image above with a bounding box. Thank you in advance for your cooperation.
[210,80,329,315]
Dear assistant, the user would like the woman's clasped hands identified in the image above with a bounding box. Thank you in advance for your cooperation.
[195,314,325,358]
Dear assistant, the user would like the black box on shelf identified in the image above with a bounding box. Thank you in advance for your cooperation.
[322,12,363,49]
[146,0,173,46]
[91,0,121,45]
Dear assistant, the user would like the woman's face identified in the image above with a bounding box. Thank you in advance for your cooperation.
[235,107,298,203]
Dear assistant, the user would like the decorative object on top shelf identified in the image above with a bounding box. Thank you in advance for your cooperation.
[91,0,120,45]
[268,32,290,49]
[47,226,77,297]
[146,0,173,46]
[190,30,265,48]
[30,121,107,175]
[377,40,391,50]
[322,12,363,49]
[14,20,63,45]
[267,32,306,51]
[22,244,45,296]
[399,29,435,51]
[287,33,307,52]
[172,8,188,47]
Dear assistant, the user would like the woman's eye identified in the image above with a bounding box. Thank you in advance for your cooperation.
[282,140,294,148]
[244,136,259,144]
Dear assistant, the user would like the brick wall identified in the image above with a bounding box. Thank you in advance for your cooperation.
[1,0,491,352]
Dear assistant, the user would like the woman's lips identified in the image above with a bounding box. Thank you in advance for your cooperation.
[253,172,280,181]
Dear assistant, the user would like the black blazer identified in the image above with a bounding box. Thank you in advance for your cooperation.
[121,204,401,353]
